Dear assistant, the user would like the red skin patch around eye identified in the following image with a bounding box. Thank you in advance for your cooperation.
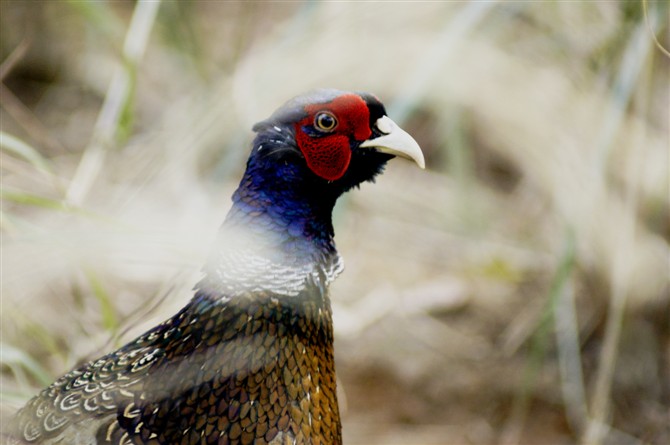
[295,94,371,181]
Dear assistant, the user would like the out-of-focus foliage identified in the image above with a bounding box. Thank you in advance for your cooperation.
[1,1,668,444]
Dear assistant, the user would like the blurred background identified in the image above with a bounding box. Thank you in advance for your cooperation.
[1,1,668,444]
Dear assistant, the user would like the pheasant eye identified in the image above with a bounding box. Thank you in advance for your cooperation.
[314,112,338,132]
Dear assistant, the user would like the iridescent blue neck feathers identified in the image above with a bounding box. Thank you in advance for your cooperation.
[198,129,344,298]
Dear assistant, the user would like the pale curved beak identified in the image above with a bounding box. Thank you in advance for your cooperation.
[360,116,425,169]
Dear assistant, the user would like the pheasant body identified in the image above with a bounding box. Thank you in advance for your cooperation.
[16,285,338,444]
[10,89,424,444]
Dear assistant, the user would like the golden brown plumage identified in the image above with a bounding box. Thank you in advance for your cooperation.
[10,89,424,444]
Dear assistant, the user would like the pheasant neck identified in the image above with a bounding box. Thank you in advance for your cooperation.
[199,153,343,298]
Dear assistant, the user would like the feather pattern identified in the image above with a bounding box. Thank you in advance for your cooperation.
[10,89,423,444]
[14,280,340,444]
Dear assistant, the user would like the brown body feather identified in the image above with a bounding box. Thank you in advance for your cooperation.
[12,279,340,445]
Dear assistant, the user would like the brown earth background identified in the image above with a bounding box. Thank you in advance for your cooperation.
[1,2,669,444]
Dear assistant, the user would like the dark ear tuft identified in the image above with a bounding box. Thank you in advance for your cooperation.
[252,120,271,133]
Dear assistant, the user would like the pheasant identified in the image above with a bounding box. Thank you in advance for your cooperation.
[9,89,425,445]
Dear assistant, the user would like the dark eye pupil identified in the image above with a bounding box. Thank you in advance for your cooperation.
[316,113,336,131]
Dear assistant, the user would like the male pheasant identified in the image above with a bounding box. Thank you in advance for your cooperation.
[10,89,425,445]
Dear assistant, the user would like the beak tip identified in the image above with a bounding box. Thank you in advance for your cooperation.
[407,150,426,169]
[361,116,426,170]
[411,150,426,170]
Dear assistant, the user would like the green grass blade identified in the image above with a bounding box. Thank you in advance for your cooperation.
[0,342,53,387]
[83,269,118,331]
[0,132,53,177]
[1,188,68,211]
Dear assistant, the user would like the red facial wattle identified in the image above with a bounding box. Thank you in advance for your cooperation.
[295,93,372,181]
